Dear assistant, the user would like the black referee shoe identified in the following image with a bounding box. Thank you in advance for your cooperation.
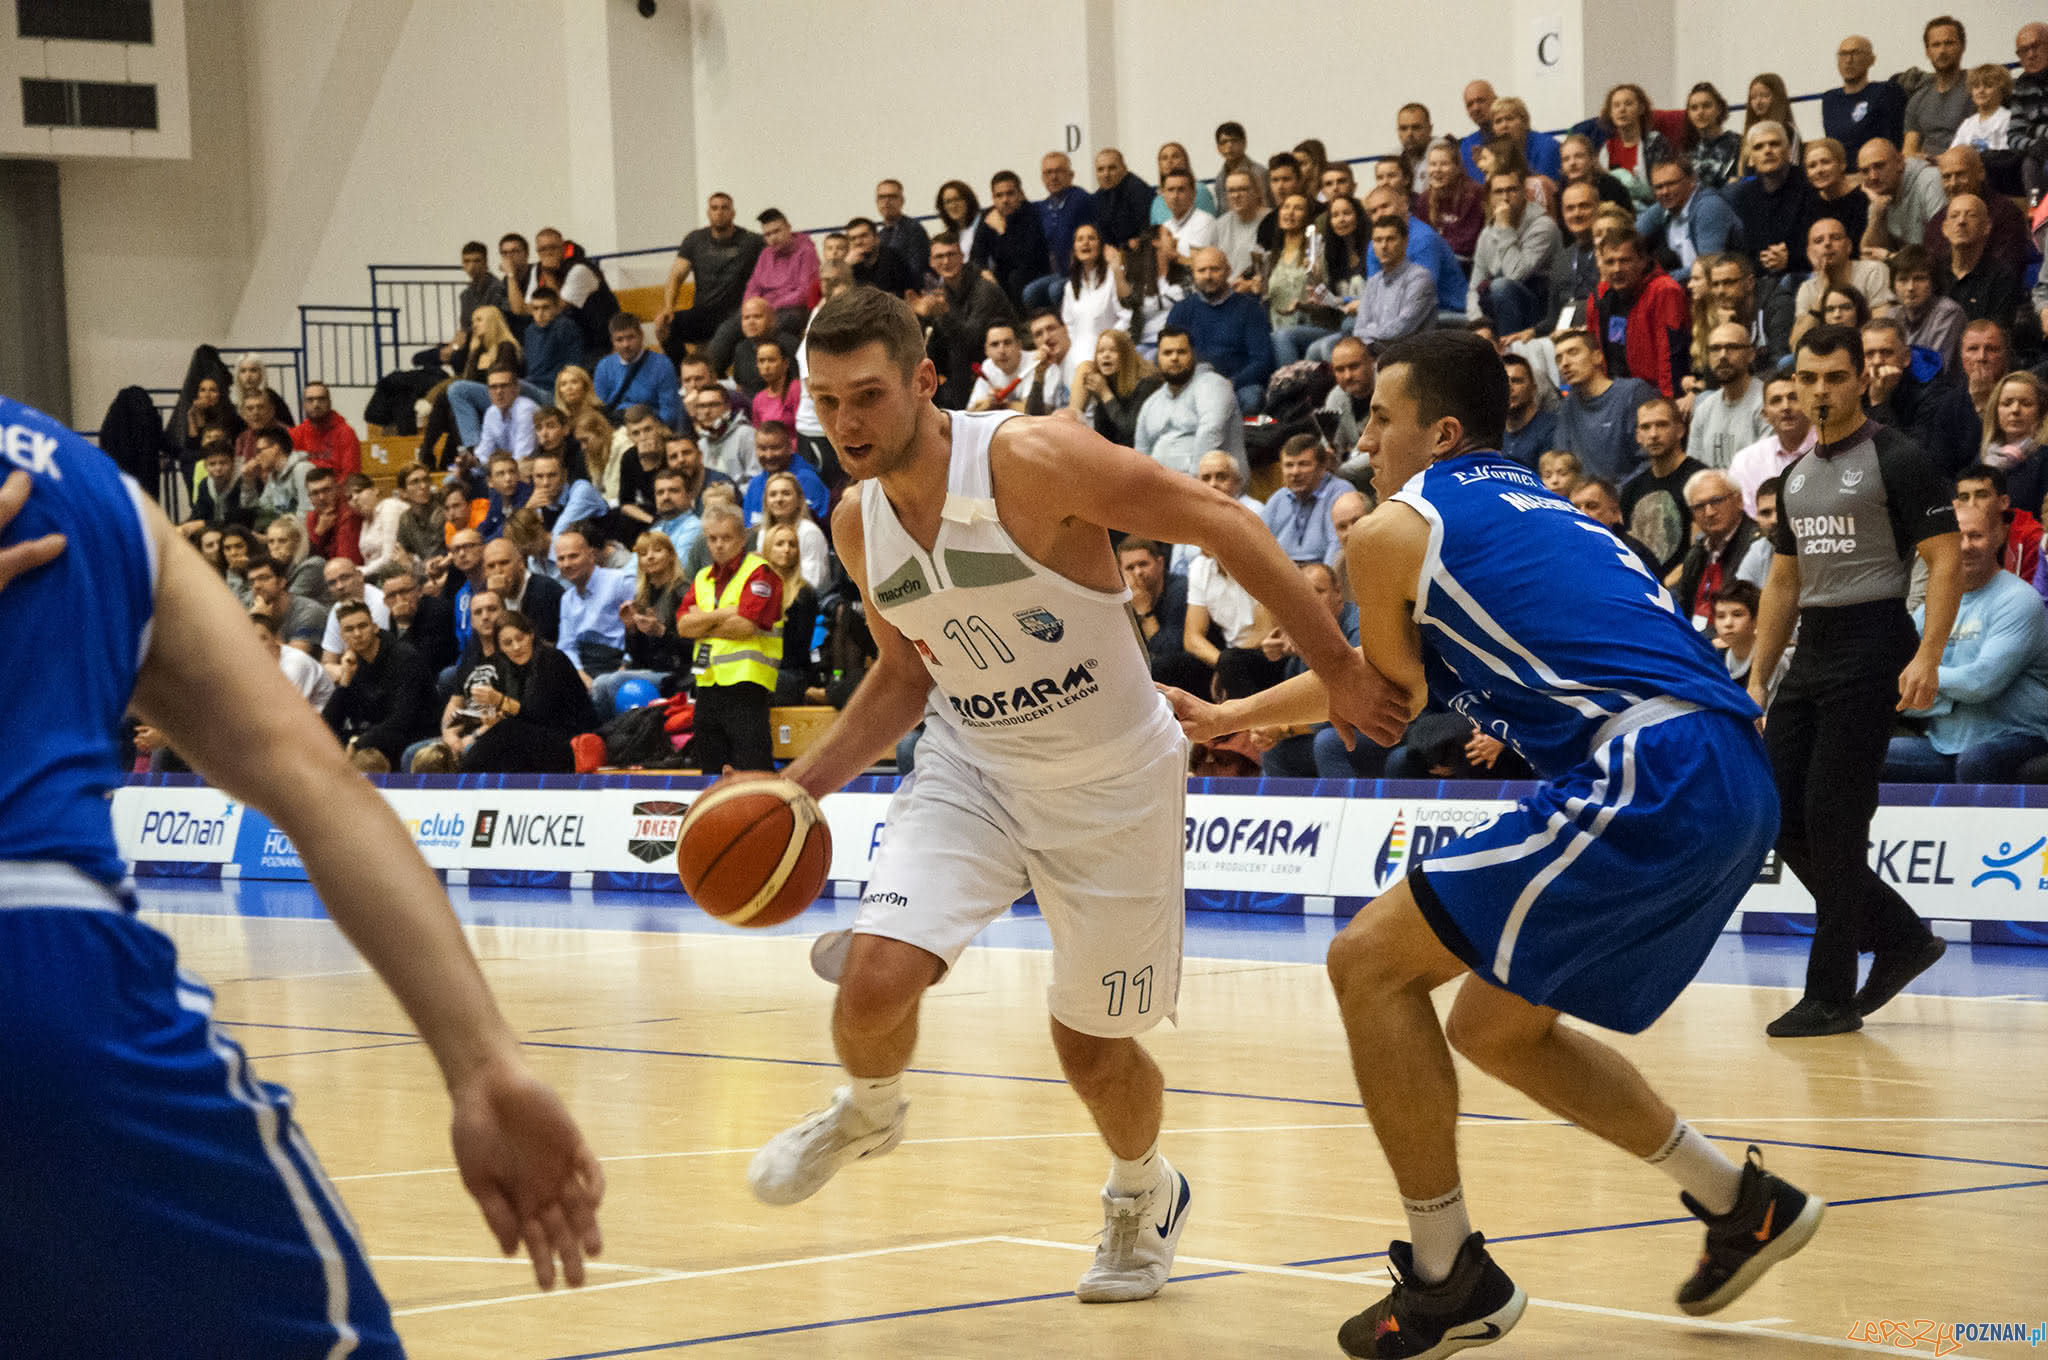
[1765,996,1862,1037]
[1676,1146,1824,1315]
[1337,1233,1525,1358]
[1854,935,1947,1016]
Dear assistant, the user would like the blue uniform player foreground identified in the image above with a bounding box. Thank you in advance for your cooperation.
[1169,330,1823,1359]
[0,397,603,1358]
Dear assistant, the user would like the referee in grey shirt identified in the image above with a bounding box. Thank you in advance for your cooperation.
[1747,325,1960,1038]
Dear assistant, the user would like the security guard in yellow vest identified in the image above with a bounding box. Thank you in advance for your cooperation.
[675,504,786,770]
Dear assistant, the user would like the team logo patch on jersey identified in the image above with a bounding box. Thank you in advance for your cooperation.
[626,800,688,864]
[1841,467,1865,489]
[1014,606,1065,643]
[1788,473,1807,494]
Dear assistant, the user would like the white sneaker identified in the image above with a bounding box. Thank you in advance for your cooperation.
[747,1086,907,1206]
[1075,1158,1192,1303]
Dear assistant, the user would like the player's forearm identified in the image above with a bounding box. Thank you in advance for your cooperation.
[1210,671,1334,734]
[1208,513,1354,673]
[783,659,930,799]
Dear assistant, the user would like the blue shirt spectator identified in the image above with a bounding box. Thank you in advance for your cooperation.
[1363,215,1468,313]
[1034,175,1099,275]
[553,557,635,676]
[1166,261,1273,411]
[522,312,582,391]
[1502,405,1559,470]
[477,394,538,460]
[1133,345,1247,481]
[654,508,703,565]
[1635,167,1742,281]
[743,457,830,525]
[530,452,610,533]
[1885,517,2048,783]
[594,332,681,429]
[1261,459,1348,567]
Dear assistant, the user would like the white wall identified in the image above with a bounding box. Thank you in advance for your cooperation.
[50,0,2029,426]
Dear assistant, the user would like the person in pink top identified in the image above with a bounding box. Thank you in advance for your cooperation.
[749,337,803,429]
[743,208,820,334]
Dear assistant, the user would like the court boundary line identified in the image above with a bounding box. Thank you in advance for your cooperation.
[219,1016,2048,1175]
[148,908,2048,1005]
[523,1180,2047,1358]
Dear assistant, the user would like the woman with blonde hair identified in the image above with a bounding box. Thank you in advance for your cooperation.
[261,512,327,600]
[751,470,831,591]
[571,409,619,501]
[1068,327,1161,447]
[553,364,602,427]
[759,522,827,706]
[590,531,690,717]
[1416,141,1485,259]
[1148,142,1215,225]
[1801,138,1868,245]
[1739,74,1801,173]
[1983,371,2048,480]
[230,353,295,427]
[1559,133,1635,212]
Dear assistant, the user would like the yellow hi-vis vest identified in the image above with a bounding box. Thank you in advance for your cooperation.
[692,552,784,689]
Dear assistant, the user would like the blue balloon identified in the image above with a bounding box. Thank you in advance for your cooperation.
[612,675,662,712]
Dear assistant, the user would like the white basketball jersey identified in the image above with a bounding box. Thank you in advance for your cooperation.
[861,410,1180,788]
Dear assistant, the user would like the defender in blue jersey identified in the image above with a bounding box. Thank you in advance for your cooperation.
[0,398,602,1358]
[1169,332,1822,1359]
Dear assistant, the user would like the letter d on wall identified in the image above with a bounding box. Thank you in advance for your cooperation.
[1065,123,1082,154]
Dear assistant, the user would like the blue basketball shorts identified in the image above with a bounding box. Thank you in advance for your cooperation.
[0,866,401,1359]
[1409,705,1779,1034]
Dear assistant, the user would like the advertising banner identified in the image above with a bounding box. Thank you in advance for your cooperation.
[110,779,2048,928]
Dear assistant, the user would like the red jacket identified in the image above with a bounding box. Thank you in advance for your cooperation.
[2006,509,2042,585]
[292,412,362,482]
[1593,264,1691,397]
[309,504,363,565]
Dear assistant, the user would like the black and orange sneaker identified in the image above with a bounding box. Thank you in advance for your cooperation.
[1337,1233,1525,1358]
[1676,1145,1824,1316]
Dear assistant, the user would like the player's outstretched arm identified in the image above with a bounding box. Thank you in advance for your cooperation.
[0,470,64,589]
[782,486,935,800]
[996,417,1409,745]
[127,501,603,1290]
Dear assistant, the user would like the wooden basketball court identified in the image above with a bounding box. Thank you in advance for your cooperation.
[147,886,2048,1358]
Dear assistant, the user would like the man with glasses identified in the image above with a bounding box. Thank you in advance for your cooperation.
[1689,322,1771,470]
[2010,22,2048,194]
[1468,171,1560,334]
[1822,34,1906,165]
[476,366,539,461]
[1674,468,1769,628]
[1636,160,1738,285]
[1214,170,1265,279]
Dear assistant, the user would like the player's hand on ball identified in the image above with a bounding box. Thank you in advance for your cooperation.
[450,1058,605,1290]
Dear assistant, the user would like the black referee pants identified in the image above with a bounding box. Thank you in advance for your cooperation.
[690,681,774,773]
[1765,602,1935,1006]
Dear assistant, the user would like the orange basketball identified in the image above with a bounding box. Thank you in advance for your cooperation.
[676,778,832,927]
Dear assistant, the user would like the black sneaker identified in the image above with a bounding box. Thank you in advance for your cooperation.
[1676,1145,1824,1316]
[1854,935,1947,1016]
[1337,1233,1525,1358]
[1765,996,1862,1037]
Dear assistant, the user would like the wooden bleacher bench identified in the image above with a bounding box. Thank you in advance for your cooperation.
[360,434,424,493]
[771,706,837,761]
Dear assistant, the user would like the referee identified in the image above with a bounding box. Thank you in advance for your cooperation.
[1748,325,1960,1037]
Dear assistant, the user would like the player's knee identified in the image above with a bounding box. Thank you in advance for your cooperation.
[1326,920,1395,998]
[1443,1005,1513,1070]
[835,942,938,1031]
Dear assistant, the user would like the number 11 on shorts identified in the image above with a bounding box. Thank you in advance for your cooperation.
[1102,966,1154,1018]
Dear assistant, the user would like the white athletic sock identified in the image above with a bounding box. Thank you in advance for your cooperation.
[845,1074,903,1129]
[1644,1117,1742,1216]
[1402,1186,1473,1285]
[1107,1140,1164,1197]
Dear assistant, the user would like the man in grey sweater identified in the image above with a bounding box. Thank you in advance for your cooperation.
[1467,172,1561,334]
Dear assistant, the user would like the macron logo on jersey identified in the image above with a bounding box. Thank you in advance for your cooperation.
[2,424,61,480]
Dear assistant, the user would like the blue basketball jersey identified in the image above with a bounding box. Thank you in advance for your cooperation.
[0,397,158,885]
[1391,452,1756,780]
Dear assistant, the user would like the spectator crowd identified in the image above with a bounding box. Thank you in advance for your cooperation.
[133,15,2048,785]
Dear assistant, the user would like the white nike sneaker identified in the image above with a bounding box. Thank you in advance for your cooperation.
[1075,1158,1192,1303]
[747,1086,908,1206]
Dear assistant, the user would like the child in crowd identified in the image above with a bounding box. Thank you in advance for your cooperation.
[1953,64,2014,154]
[1538,448,1584,496]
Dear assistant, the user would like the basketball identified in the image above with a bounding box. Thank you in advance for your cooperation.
[676,778,833,927]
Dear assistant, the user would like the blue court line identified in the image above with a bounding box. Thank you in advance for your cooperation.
[215,1017,2048,1174]
[538,1178,2048,1359]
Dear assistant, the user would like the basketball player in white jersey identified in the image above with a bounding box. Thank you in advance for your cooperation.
[743,287,1405,1301]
